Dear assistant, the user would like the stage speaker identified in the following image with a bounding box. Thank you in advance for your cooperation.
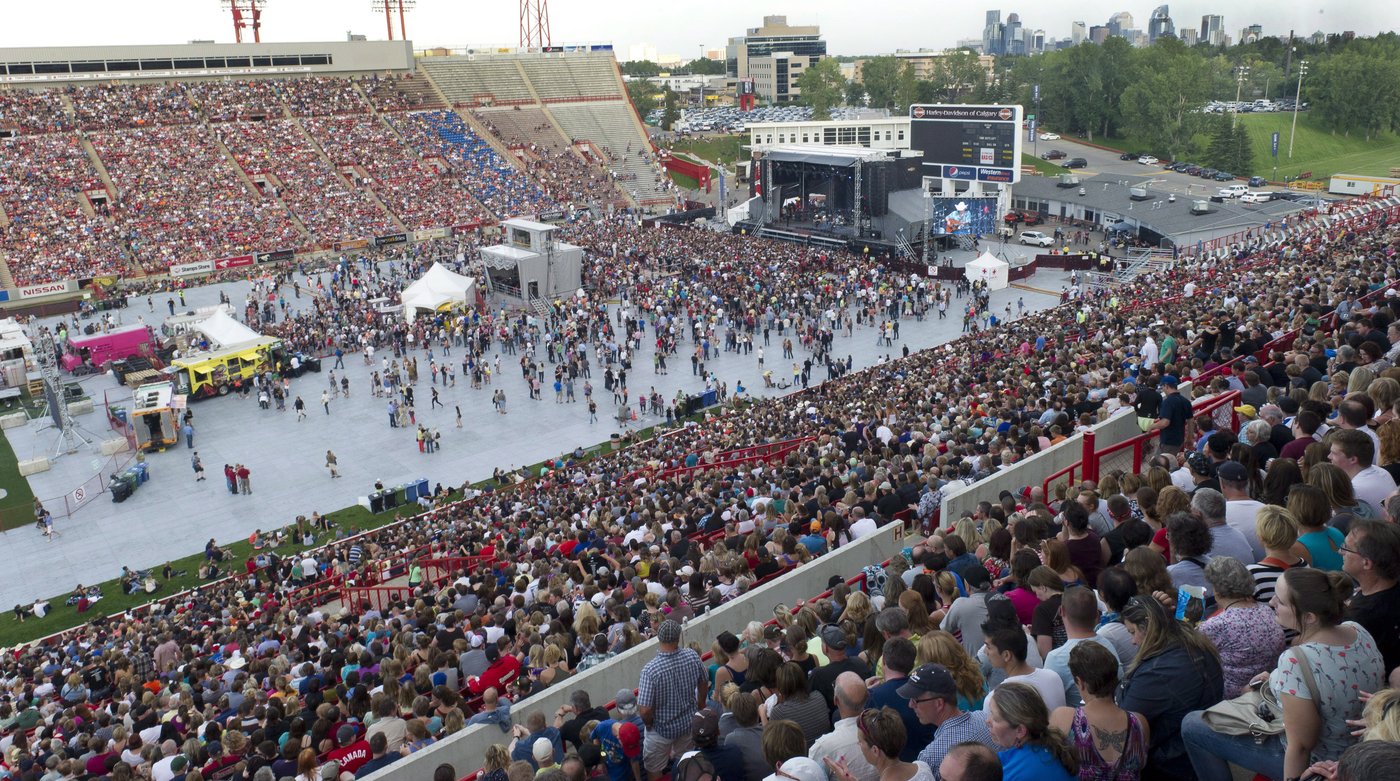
[866,162,892,218]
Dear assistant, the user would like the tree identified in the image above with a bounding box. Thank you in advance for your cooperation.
[625,79,659,118]
[1204,114,1236,171]
[845,79,867,107]
[795,58,845,119]
[1119,38,1219,160]
[858,56,902,110]
[622,60,660,78]
[661,89,679,131]
[684,58,725,76]
[895,61,922,111]
[1231,121,1254,175]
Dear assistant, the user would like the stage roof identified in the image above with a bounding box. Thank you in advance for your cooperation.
[762,145,890,168]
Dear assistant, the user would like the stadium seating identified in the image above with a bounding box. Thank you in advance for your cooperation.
[186,79,286,122]
[67,83,200,130]
[547,101,673,204]
[419,57,534,105]
[279,76,370,116]
[357,73,445,113]
[472,107,628,209]
[517,53,622,102]
[395,110,556,218]
[302,115,492,230]
[217,119,398,243]
[90,125,304,270]
[0,88,73,134]
[0,134,130,284]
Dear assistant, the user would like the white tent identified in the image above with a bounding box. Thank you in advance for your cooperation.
[194,309,263,349]
[964,252,1010,291]
[401,263,477,323]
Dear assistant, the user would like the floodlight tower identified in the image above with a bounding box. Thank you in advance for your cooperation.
[520,0,552,49]
[222,0,267,44]
[371,0,415,41]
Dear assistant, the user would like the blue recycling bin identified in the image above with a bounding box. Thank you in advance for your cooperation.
[404,481,420,502]
[413,478,429,500]
[132,462,149,483]
[701,389,718,408]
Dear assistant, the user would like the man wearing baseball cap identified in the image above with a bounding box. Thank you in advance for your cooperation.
[899,664,996,779]
[591,717,644,781]
[637,620,707,778]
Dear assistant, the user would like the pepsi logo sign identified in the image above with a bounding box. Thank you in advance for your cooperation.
[948,167,961,176]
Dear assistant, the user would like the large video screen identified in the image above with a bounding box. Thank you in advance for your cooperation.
[930,198,997,237]
[910,104,1023,183]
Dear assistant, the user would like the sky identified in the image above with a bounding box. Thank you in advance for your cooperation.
[0,1,1393,58]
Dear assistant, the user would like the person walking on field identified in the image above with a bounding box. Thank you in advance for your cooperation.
[321,390,331,415]
[236,464,251,494]
[191,452,205,482]
[294,395,306,421]
[325,450,341,479]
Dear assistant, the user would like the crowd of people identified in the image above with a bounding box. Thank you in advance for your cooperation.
[398,111,557,219]
[0,176,1396,781]
[469,108,629,210]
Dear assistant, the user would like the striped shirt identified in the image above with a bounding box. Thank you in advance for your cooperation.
[637,648,705,739]
[1247,557,1308,603]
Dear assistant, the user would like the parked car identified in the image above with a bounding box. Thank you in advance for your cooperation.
[1170,162,1190,172]
[1062,157,1088,169]
[1041,149,1067,160]
[1184,165,1203,176]
[1217,184,1248,198]
[1239,191,1274,203]
[1120,151,1141,160]
[1137,155,1159,165]
[1214,170,1235,181]
[1198,168,1219,178]
[1019,230,1054,247]
[1039,132,1061,140]
[1248,176,1268,187]
[1004,210,1045,225]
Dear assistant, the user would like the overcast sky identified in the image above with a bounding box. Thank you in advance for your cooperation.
[0,1,1392,58]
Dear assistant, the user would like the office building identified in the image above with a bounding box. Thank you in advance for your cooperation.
[984,11,1004,56]
[1239,24,1264,43]
[1148,5,1176,42]
[1071,21,1087,45]
[1201,15,1226,46]
[725,15,826,80]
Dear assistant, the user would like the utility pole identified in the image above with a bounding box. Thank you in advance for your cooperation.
[1288,60,1309,159]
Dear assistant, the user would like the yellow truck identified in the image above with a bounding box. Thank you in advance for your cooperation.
[163,337,280,400]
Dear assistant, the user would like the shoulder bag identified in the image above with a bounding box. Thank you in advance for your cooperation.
[1201,644,1319,743]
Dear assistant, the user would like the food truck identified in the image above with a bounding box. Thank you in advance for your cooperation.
[131,381,182,450]
[61,324,153,375]
[164,336,279,399]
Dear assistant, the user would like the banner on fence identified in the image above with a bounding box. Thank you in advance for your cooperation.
[213,254,254,271]
[18,280,76,299]
[169,260,215,278]
[254,248,295,264]
[334,239,370,252]
[374,232,408,247]
[414,227,450,241]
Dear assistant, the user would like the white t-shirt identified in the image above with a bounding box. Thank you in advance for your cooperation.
[1349,465,1396,516]
[849,516,878,539]
[992,667,1067,711]
[1224,499,1267,561]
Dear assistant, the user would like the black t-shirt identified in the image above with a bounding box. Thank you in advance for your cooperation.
[1032,594,1067,650]
[1158,392,1193,447]
[1134,387,1162,419]
[809,657,870,711]
[1347,583,1400,674]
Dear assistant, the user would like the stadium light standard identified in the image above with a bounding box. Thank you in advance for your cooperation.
[1232,65,1249,127]
[1288,60,1309,159]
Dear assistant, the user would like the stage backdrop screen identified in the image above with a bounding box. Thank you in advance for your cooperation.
[909,104,1024,184]
[929,198,998,237]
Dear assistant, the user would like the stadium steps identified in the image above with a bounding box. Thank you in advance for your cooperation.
[347,79,377,114]
[77,134,120,205]
[209,132,314,242]
[289,116,408,235]
[455,110,527,173]
[0,259,14,291]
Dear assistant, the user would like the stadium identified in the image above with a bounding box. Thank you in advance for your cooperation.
[1,4,1400,781]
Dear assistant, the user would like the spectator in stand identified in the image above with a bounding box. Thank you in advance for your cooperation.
[809,672,879,781]
[983,683,1077,781]
[1048,641,1150,780]
[1340,519,1400,677]
[936,743,1003,781]
[1328,428,1396,513]
[1116,594,1223,781]
[1197,557,1286,697]
[809,624,870,712]
[637,620,706,779]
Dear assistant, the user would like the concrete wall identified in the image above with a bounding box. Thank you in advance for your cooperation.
[362,522,908,781]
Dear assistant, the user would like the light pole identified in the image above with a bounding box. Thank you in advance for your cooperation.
[1233,65,1250,126]
[1288,60,1309,159]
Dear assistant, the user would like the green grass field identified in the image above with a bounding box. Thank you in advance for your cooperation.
[0,429,37,531]
[671,134,746,167]
[668,169,701,190]
[1098,113,1400,182]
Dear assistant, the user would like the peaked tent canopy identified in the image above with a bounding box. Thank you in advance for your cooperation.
[964,252,1010,291]
[194,309,264,349]
[401,263,477,323]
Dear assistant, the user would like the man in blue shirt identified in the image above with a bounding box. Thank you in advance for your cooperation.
[592,719,643,781]
[866,639,932,762]
[1150,375,1193,455]
[901,664,996,781]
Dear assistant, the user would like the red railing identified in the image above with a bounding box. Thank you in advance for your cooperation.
[655,436,814,482]
[420,554,494,587]
[340,583,419,614]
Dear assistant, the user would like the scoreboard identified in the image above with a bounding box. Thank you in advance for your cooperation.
[909,104,1024,184]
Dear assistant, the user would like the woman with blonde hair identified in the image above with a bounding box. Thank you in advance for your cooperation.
[1377,417,1400,482]
[1368,377,1400,425]
[898,590,937,636]
[1348,366,1376,395]
[481,744,511,781]
[916,631,986,710]
[572,601,600,640]
[1142,466,1172,493]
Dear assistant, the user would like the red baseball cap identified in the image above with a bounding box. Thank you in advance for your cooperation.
[618,722,642,758]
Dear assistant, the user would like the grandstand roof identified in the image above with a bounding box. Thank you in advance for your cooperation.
[763,144,890,167]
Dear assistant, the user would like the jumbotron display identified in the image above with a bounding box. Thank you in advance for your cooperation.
[909,103,1024,184]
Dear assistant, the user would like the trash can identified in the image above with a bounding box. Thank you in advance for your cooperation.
[369,491,385,513]
[414,478,429,500]
[404,481,420,502]
[383,488,400,509]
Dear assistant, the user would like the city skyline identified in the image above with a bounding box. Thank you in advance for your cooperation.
[0,1,1391,58]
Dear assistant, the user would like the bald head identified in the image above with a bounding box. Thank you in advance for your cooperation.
[833,671,868,717]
